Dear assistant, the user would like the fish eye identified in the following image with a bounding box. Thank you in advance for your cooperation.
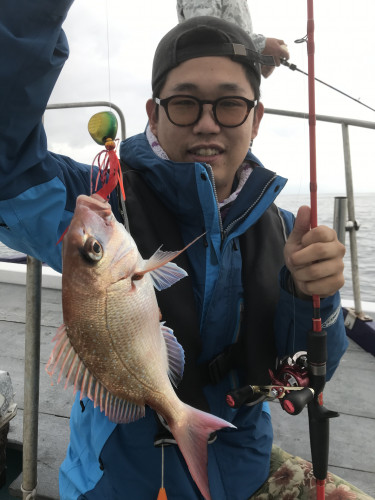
[83,237,103,262]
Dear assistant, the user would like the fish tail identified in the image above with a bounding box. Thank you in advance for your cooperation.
[169,405,235,500]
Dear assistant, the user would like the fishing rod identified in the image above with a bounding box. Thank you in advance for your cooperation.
[305,2,339,499]
[280,58,375,113]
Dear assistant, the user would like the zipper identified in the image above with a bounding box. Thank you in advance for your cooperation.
[203,165,278,246]
[276,205,289,243]
[223,174,278,241]
[204,163,224,239]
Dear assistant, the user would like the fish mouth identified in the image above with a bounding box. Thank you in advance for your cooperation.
[76,194,113,224]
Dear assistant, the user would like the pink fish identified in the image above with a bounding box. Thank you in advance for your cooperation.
[46,194,234,500]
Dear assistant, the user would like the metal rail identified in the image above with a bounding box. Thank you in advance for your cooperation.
[265,108,375,318]
[264,108,375,130]
[22,257,41,499]
[46,101,126,140]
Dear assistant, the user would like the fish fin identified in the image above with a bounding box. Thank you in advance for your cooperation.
[150,261,188,291]
[135,233,205,290]
[103,394,145,424]
[169,406,235,500]
[161,323,184,387]
[46,324,145,424]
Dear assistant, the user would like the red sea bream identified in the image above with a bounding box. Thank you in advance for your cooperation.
[46,194,234,500]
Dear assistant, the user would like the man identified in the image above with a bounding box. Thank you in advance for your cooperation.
[0,2,351,499]
[176,0,290,76]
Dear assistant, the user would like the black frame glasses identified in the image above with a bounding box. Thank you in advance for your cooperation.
[154,95,258,128]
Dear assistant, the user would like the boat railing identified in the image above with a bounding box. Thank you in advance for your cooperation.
[46,101,126,141]
[264,108,375,321]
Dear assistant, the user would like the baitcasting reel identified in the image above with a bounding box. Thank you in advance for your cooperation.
[226,351,315,415]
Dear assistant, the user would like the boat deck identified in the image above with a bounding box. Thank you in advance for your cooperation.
[0,279,374,499]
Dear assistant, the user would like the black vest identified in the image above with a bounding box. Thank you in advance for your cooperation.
[119,165,287,412]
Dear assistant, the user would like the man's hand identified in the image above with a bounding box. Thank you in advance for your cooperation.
[284,206,345,299]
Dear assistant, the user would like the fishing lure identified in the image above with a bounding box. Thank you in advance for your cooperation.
[57,111,124,245]
[88,111,125,201]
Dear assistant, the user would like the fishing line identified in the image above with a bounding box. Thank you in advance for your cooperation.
[105,0,112,110]
[161,444,165,488]
[281,38,375,113]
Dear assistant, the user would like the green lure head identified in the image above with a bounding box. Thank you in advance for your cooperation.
[88,111,118,145]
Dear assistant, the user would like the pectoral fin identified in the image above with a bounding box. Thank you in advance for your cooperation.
[134,233,205,291]
[150,261,187,291]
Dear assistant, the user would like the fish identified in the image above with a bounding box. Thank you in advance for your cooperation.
[46,194,235,500]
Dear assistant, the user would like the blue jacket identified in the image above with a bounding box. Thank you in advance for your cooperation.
[0,2,348,499]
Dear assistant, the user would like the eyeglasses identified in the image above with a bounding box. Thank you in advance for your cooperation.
[154,95,258,128]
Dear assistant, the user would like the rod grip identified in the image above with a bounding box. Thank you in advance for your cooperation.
[308,402,329,480]
[226,386,256,408]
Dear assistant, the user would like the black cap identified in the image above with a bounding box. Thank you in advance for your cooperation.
[152,16,275,93]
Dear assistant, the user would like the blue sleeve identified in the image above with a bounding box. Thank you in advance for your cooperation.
[0,0,74,195]
[275,266,348,380]
[0,1,114,273]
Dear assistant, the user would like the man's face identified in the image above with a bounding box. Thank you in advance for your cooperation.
[147,56,264,202]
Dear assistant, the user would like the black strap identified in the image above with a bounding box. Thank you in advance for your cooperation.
[199,343,242,386]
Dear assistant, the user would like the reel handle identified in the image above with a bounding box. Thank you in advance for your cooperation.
[280,387,314,415]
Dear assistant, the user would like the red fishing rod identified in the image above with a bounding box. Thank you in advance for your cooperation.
[306,2,339,499]
[225,5,340,499]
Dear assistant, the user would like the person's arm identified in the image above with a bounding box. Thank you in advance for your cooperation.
[0,0,93,272]
[177,0,224,23]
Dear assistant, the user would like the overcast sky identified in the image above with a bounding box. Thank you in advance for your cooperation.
[45,0,375,197]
